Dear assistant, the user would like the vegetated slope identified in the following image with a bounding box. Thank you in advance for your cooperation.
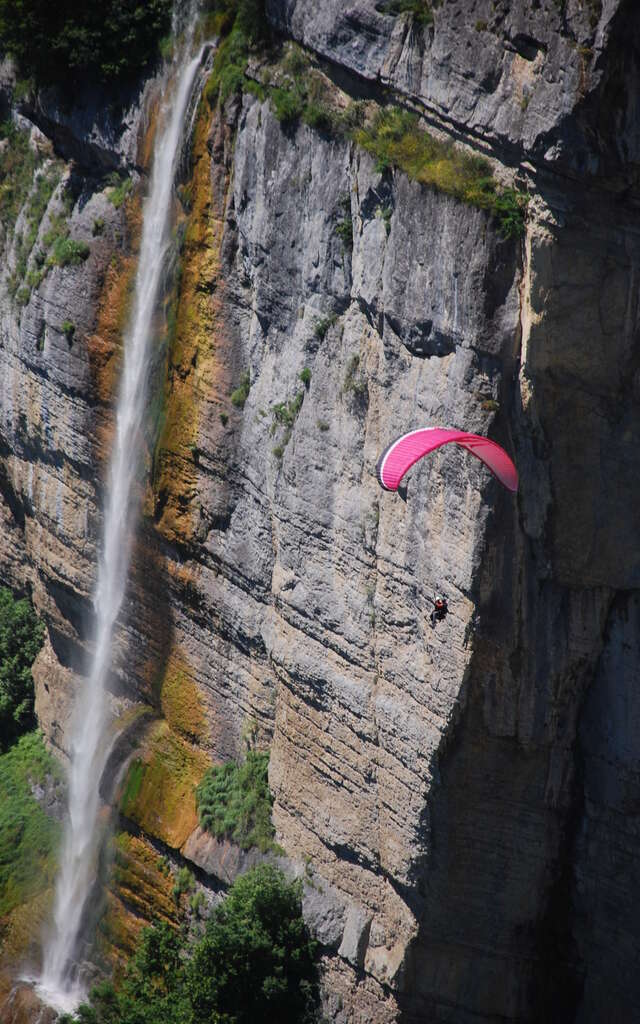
[0,0,639,1022]
[0,0,172,87]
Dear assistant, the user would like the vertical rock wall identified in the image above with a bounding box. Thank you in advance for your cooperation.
[1,1,640,1020]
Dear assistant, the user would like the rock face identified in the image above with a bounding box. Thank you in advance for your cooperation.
[266,0,640,182]
[1,2,640,1021]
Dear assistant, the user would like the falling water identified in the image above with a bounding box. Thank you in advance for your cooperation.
[36,5,206,1011]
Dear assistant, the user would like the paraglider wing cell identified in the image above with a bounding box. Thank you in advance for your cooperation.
[376,428,518,493]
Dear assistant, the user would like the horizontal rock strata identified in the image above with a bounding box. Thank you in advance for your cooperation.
[1,4,640,1020]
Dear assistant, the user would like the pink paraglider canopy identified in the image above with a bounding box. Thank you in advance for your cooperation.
[376,428,518,493]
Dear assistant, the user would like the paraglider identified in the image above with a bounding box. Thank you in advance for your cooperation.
[376,427,518,494]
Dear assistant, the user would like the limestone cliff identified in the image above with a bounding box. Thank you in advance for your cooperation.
[1,1,639,1021]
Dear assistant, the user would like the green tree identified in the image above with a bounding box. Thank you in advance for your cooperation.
[0,0,172,87]
[188,866,318,1024]
[0,731,61,917]
[61,866,319,1024]
[60,924,192,1024]
[0,587,44,750]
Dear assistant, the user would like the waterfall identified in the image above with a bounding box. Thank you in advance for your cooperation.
[36,6,207,1012]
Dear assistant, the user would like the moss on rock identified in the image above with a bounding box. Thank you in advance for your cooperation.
[119,721,209,849]
[0,732,62,962]
[99,832,179,968]
[159,655,206,743]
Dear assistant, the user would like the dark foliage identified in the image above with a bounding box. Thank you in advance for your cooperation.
[0,588,44,750]
[204,0,268,43]
[0,0,172,86]
[60,866,319,1024]
[189,866,318,1024]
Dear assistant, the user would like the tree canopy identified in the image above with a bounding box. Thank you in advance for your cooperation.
[0,587,44,750]
[0,0,172,86]
[61,865,319,1024]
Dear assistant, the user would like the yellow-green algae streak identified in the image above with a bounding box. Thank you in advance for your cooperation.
[120,720,209,850]
[159,654,207,743]
[98,833,179,970]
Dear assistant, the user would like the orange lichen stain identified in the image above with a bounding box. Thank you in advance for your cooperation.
[98,832,178,968]
[138,90,162,172]
[132,546,203,715]
[148,100,229,544]
[97,892,142,968]
[120,720,209,850]
[167,558,199,589]
[87,254,133,395]
[87,72,156,465]
[0,974,11,1013]
[159,654,207,743]
[125,526,175,705]
[87,186,144,465]
[87,261,136,466]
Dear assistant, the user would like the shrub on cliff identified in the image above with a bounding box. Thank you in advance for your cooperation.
[230,370,251,408]
[376,0,436,25]
[196,750,276,852]
[188,866,318,1024]
[0,731,62,919]
[0,0,172,87]
[353,108,528,238]
[0,587,45,751]
[203,0,269,107]
[61,866,319,1024]
[0,121,39,231]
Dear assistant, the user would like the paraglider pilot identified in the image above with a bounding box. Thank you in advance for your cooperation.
[375,426,518,632]
[430,597,448,626]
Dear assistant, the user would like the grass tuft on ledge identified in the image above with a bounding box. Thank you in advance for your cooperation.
[230,370,251,409]
[376,0,438,25]
[203,5,527,240]
[0,122,40,233]
[196,750,276,852]
[353,108,527,238]
[46,235,90,268]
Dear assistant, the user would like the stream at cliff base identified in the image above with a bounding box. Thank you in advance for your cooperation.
[34,5,207,1012]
